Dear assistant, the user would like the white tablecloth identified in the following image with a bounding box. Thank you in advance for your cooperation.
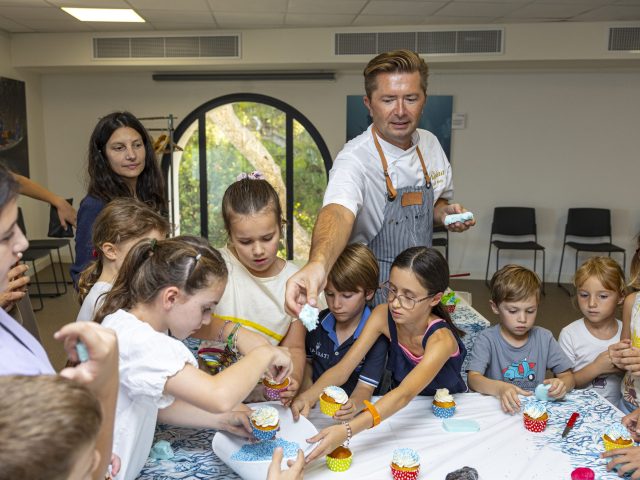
[138,389,624,479]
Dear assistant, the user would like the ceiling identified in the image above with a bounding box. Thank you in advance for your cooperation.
[0,0,639,34]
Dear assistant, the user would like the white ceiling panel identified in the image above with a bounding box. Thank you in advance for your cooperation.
[284,13,355,26]
[137,9,215,23]
[214,12,285,27]
[362,1,446,16]
[573,4,640,18]
[46,0,129,6]
[425,15,499,23]
[2,6,70,21]
[149,22,218,30]
[127,0,210,11]
[504,3,596,18]
[287,0,367,15]
[207,0,287,14]
[0,0,48,6]
[352,14,428,26]
[436,2,521,17]
[0,15,32,32]
[87,21,154,31]
[530,0,612,4]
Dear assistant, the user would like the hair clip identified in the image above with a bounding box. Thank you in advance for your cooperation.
[194,253,202,262]
[235,170,265,181]
[91,248,98,258]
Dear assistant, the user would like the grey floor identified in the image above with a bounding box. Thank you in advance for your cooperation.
[30,264,591,372]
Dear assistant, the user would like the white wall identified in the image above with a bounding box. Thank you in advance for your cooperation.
[0,33,48,238]
[40,67,640,280]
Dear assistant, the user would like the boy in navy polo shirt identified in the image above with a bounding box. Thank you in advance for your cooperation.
[305,243,389,420]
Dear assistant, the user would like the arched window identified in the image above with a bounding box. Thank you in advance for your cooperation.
[162,94,331,263]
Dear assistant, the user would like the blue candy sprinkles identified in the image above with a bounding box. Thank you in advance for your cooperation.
[231,439,300,462]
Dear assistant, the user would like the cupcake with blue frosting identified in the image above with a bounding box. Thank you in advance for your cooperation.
[602,423,633,451]
[390,448,420,480]
[523,401,548,433]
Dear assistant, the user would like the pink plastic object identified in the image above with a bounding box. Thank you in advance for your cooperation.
[571,467,595,480]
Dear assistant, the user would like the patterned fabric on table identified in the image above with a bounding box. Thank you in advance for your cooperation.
[451,301,490,381]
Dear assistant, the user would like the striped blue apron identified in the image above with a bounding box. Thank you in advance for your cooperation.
[369,127,434,306]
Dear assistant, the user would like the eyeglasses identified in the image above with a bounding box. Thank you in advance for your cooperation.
[380,281,434,311]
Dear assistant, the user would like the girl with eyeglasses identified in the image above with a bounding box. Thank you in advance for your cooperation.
[92,236,293,480]
[292,246,466,463]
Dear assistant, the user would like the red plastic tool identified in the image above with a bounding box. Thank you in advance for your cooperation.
[562,412,580,438]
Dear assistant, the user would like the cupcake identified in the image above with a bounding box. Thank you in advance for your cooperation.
[602,423,634,451]
[441,291,460,314]
[523,401,548,433]
[326,446,352,472]
[432,388,456,418]
[263,377,290,401]
[390,448,420,480]
[319,386,348,417]
[250,406,279,441]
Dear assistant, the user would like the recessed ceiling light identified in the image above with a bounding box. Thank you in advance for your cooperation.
[61,8,145,23]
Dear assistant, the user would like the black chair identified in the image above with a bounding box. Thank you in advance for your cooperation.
[557,208,626,295]
[485,207,546,293]
[432,225,449,260]
[17,208,68,309]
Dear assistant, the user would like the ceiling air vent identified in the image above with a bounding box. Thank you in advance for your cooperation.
[608,27,640,51]
[335,29,503,56]
[93,35,240,59]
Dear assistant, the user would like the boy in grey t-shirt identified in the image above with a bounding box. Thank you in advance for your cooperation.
[467,265,574,414]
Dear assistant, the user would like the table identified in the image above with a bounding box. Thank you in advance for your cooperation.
[449,295,491,381]
[138,389,625,479]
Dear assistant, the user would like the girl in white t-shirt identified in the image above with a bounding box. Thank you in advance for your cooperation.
[559,256,626,406]
[93,236,293,480]
[76,198,170,322]
[194,172,308,405]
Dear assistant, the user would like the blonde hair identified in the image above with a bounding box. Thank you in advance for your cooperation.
[630,234,640,291]
[328,243,379,294]
[490,264,542,305]
[363,49,429,98]
[78,198,171,302]
[574,256,626,297]
[94,235,227,324]
[0,375,101,480]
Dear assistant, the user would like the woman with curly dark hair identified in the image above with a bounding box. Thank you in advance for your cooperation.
[71,111,167,286]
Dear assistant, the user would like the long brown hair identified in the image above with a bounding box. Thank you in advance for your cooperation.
[77,198,171,302]
[630,234,640,292]
[221,177,283,237]
[93,236,227,324]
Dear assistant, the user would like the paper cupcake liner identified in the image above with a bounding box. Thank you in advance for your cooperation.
[444,304,456,314]
[264,385,286,401]
[391,465,420,480]
[326,454,352,472]
[319,397,342,417]
[432,404,456,418]
[523,415,548,433]
[633,336,640,349]
[251,424,278,441]
[602,436,633,451]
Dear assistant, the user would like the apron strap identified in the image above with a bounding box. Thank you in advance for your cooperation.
[372,127,432,201]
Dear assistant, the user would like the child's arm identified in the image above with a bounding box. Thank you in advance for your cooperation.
[301,359,313,392]
[610,294,639,371]
[165,344,292,413]
[196,317,270,354]
[571,351,622,388]
[291,304,388,419]
[467,371,531,414]
[278,320,307,405]
[158,399,253,439]
[333,382,375,421]
[304,326,458,463]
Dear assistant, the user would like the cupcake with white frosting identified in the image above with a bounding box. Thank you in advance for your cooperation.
[390,448,420,480]
[250,406,279,441]
[432,388,456,418]
[602,423,634,451]
[523,401,548,433]
[319,386,348,417]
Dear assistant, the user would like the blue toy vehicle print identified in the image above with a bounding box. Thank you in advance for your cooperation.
[502,360,536,382]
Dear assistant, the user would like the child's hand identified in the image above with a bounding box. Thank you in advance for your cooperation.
[0,263,29,311]
[304,423,348,464]
[219,411,253,440]
[609,340,632,369]
[262,345,293,383]
[623,409,640,442]
[545,378,567,399]
[55,321,119,396]
[602,445,640,479]
[278,377,299,406]
[498,383,531,414]
[333,399,357,421]
[267,447,304,480]
[594,349,620,375]
[291,395,314,421]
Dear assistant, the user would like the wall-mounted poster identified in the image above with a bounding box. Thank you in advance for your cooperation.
[346,95,453,161]
[0,77,29,176]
